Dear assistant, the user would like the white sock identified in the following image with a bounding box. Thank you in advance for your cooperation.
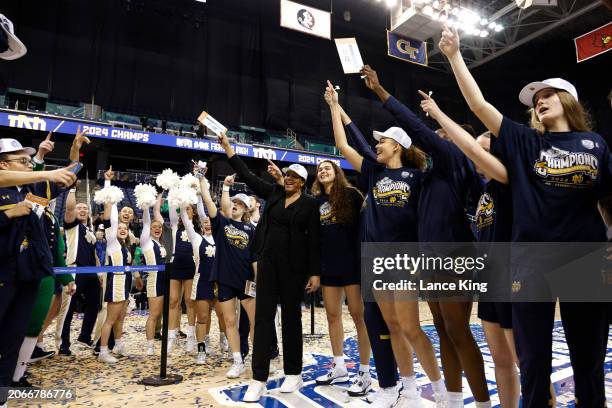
[115,337,124,347]
[474,401,491,408]
[188,325,195,338]
[100,346,109,354]
[333,356,345,370]
[431,378,447,395]
[36,341,44,349]
[359,364,370,375]
[169,329,176,339]
[13,337,37,381]
[400,375,417,392]
[147,340,154,347]
[448,391,463,401]
[233,352,242,365]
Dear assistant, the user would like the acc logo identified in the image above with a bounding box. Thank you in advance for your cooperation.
[8,114,47,131]
[581,139,594,149]
[124,266,131,272]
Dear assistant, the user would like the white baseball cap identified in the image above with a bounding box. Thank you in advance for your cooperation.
[518,78,578,108]
[0,14,27,61]
[282,163,308,181]
[231,193,252,209]
[373,127,412,149]
[0,138,36,156]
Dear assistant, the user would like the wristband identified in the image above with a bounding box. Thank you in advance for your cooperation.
[69,188,77,193]
[32,156,44,165]
[222,185,230,192]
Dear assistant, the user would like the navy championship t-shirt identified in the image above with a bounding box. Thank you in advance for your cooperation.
[319,188,362,278]
[359,158,422,243]
[209,215,254,290]
[496,116,612,264]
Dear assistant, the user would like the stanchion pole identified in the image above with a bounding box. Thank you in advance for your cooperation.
[142,263,183,386]
[303,290,323,339]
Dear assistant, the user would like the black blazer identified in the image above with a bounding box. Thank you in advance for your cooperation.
[229,155,321,277]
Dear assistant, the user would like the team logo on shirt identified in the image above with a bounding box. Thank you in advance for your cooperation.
[372,177,411,207]
[181,230,190,242]
[319,201,337,225]
[159,245,167,258]
[475,193,494,231]
[533,147,599,188]
[205,244,216,258]
[224,225,250,250]
[85,227,96,245]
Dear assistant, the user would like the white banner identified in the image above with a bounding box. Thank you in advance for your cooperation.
[280,0,331,40]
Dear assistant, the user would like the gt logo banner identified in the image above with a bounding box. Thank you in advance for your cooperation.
[387,31,427,67]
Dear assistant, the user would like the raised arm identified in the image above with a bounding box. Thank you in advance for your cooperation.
[64,187,77,224]
[220,174,235,216]
[196,195,207,221]
[340,105,377,162]
[199,177,218,219]
[106,203,119,245]
[419,91,508,184]
[0,166,77,188]
[325,81,364,172]
[439,26,503,136]
[102,167,114,221]
[69,127,91,163]
[153,194,164,224]
[218,132,275,198]
[169,203,179,254]
[180,206,202,256]
[140,206,152,251]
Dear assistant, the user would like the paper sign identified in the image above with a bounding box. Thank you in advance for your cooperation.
[197,111,227,136]
[245,280,256,298]
[334,38,364,74]
[25,192,49,218]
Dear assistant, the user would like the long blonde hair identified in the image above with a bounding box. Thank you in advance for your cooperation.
[529,90,591,134]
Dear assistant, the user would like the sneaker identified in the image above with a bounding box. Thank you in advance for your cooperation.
[220,333,229,353]
[315,363,349,385]
[366,385,400,408]
[11,377,38,388]
[196,351,207,365]
[185,336,196,354]
[167,337,176,353]
[75,338,94,349]
[226,362,246,379]
[347,371,372,397]
[242,380,266,402]
[29,346,55,363]
[58,344,72,356]
[113,342,129,357]
[393,386,424,408]
[146,345,155,356]
[280,375,303,393]
[98,352,118,364]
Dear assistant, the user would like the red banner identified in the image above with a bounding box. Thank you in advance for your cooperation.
[574,22,611,63]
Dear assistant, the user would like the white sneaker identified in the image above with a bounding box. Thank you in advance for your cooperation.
[226,362,246,379]
[113,342,129,357]
[366,384,400,407]
[196,351,207,365]
[220,333,229,353]
[243,380,266,402]
[393,386,424,408]
[167,338,176,353]
[146,345,155,356]
[98,352,118,364]
[185,336,196,354]
[347,371,372,396]
[315,363,349,385]
[280,375,303,393]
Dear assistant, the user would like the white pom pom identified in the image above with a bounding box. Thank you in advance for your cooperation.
[156,168,180,191]
[167,186,198,209]
[134,183,158,209]
[94,186,124,205]
[180,174,200,193]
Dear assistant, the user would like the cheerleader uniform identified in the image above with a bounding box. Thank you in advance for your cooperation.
[172,228,196,280]
[191,235,216,301]
[104,246,132,302]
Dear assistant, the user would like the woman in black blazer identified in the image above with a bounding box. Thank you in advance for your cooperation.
[217,133,321,402]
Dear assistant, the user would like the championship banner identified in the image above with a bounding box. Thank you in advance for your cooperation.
[387,30,427,67]
[280,0,331,40]
[574,22,611,63]
[0,109,352,170]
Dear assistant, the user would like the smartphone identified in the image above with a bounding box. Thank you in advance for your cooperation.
[69,162,83,175]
